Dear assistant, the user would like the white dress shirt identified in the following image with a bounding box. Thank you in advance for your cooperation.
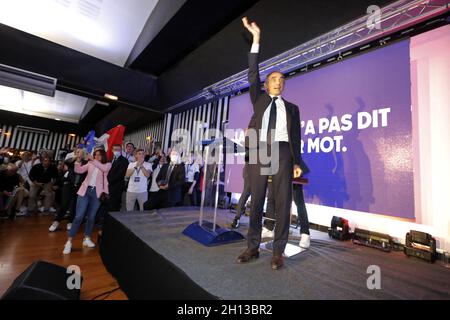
[251,43,289,143]
[123,151,135,163]
[260,95,289,143]
[150,164,161,192]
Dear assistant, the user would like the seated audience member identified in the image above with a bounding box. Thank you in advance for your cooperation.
[145,154,166,210]
[31,151,40,166]
[107,144,129,212]
[63,149,111,254]
[156,149,185,208]
[0,164,28,219]
[28,154,58,214]
[14,151,35,215]
[125,149,152,211]
[0,147,12,166]
[15,151,34,187]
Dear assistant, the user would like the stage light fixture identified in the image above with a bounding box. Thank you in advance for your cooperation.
[328,216,351,241]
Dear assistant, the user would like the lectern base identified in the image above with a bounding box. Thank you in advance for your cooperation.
[182,221,245,246]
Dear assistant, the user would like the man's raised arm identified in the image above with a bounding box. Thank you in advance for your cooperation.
[242,17,261,105]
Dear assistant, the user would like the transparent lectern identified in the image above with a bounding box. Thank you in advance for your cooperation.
[182,138,245,246]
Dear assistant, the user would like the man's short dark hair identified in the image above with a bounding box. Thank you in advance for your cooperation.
[264,71,285,85]
[126,142,135,148]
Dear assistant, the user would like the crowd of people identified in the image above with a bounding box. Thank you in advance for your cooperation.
[0,142,205,254]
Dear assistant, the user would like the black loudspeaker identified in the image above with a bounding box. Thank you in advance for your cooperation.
[1,261,82,300]
[328,216,350,240]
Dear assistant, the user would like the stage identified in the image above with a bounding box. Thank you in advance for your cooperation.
[100,207,450,300]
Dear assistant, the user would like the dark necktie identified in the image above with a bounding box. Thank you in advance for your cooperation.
[267,96,278,144]
[166,164,174,182]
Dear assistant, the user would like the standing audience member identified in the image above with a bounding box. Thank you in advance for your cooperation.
[48,149,87,232]
[53,160,66,206]
[145,154,166,210]
[107,144,129,212]
[231,163,251,228]
[124,142,136,162]
[156,149,185,208]
[184,152,200,206]
[63,149,111,254]
[28,154,58,214]
[125,149,152,211]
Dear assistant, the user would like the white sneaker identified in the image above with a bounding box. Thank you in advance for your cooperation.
[16,208,28,217]
[66,223,72,231]
[38,206,45,213]
[261,227,274,238]
[299,233,311,249]
[63,241,72,254]
[49,221,60,232]
[83,237,96,248]
[49,207,57,213]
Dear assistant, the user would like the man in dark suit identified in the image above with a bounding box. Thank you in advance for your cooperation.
[237,17,304,270]
[107,144,129,212]
[156,150,186,208]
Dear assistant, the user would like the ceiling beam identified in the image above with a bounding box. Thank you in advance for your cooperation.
[125,0,187,68]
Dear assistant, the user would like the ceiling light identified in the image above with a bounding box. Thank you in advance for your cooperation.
[104,93,118,101]
[54,118,61,121]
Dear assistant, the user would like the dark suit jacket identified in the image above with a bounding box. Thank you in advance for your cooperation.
[156,163,186,203]
[246,52,310,174]
[107,155,128,194]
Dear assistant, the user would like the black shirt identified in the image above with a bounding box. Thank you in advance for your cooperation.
[0,170,20,192]
[29,163,58,184]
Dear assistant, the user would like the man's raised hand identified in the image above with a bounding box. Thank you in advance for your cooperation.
[242,17,260,44]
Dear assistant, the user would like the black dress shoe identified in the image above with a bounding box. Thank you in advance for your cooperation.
[271,253,284,270]
[236,249,260,263]
[231,217,240,229]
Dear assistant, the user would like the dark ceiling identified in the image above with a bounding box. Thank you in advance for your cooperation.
[1,0,399,133]
[128,0,260,76]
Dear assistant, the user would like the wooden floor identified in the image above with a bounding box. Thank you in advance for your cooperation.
[0,214,127,300]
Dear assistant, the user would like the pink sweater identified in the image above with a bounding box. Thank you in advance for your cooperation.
[75,160,111,198]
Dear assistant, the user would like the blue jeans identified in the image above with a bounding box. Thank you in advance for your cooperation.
[69,187,101,238]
